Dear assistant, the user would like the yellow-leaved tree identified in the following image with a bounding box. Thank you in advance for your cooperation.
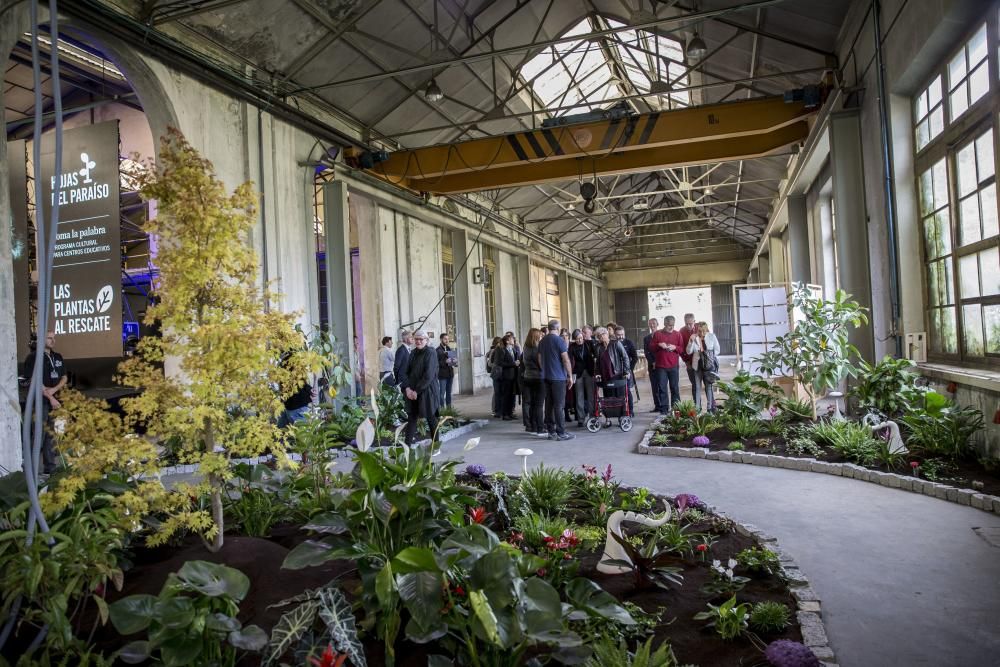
[119,129,325,552]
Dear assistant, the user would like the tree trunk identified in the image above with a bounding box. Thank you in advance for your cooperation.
[202,416,224,553]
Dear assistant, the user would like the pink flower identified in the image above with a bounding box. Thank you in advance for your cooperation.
[696,544,708,552]
[581,464,597,479]
[910,461,919,468]
[601,464,614,484]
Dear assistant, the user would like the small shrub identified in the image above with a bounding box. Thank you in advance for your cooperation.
[754,437,772,449]
[518,463,573,514]
[727,441,745,451]
[851,356,921,417]
[725,413,762,439]
[674,399,699,419]
[784,435,824,458]
[736,546,781,575]
[901,391,985,460]
[916,457,957,482]
[750,601,791,634]
[572,524,606,549]
[651,433,670,446]
[693,595,750,641]
[512,511,570,550]
[778,397,814,422]
[805,420,843,447]
[584,636,681,667]
[873,435,906,471]
[827,421,879,466]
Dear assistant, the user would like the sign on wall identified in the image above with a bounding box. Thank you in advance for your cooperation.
[39,120,122,359]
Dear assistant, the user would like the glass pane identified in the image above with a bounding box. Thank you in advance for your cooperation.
[969,24,987,66]
[980,184,998,238]
[951,85,969,119]
[919,166,935,215]
[963,304,985,355]
[959,253,981,298]
[929,257,954,306]
[949,50,967,87]
[916,121,929,151]
[928,74,943,107]
[981,246,1000,294]
[969,62,989,106]
[960,195,981,245]
[976,130,995,180]
[940,307,958,353]
[985,305,1000,353]
[914,91,927,119]
[929,106,944,139]
[922,216,942,259]
[937,210,953,255]
[957,142,977,196]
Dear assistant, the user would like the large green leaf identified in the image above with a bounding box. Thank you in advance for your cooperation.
[117,640,151,664]
[397,571,442,629]
[393,547,441,573]
[316,587,367,667]
[109,594,157,635]
[303,512,349,535]
[375,561,396,609]
[469,549,517,609]
[205,612,241,633]
[518,578,562,633]
[229,624,268,651]
[283,539,337,570]
[469,589,500,645]
[564,578,635,625]
[153,597,195,631]
[264,601,318,665]
[175,560,251,600]
[160,635,204,667]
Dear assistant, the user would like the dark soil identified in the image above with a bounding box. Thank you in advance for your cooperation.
[654,424,1000,497]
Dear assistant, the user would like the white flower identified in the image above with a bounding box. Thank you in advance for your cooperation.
[712,559,721,568]
[728,558,737,569]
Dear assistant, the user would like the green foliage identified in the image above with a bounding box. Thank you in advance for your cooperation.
[701,558,750,597]
[688,413,722,437]
[282,443,472,665]
[777,397,814,422]
[264,585,365,667]
[717,371,783,418]
[224,464,292,537]
[726,442,745,451]
[749,601,791,634]
[805,420,843,448]
[570,464,622,525]
[300,327,352,403]
[109,561,267,667]
[735,546,781,576]
[873,436,907,472]
[621,486,654,512]
[754,284,868,417]
[723,413,761,439]
[851,356,922,417]
[826,421,879,466]
[517,464,574,515]
[650,433,670,446]
[511,512,570,551]
[901,391,985,460]
[572,601,663,647]
[783,435,824,459]
[119,130,326,551]
[693,595,750,641]
[584,636,682,667]
[915,457,957,482]
[602,532,684,591]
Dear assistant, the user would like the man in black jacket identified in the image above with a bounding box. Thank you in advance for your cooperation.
[615,326,638,414]
[642,318,660,413]
[393,330,414,390]
[404,330,440,444]
[436,333,457,408]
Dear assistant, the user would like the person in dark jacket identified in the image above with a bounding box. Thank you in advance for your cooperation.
[487,336,503,417]
[394,330,414,390]
[568,329,589,427]
[496,332,519,420]
[594,327,629,400]
[615,326,638,413]
[519,328,545,435]
[642,318,660,413]
[404,330,440,444]
[436,333,457,408]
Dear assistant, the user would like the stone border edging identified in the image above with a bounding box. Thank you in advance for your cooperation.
[711,508,838,666]
[635,426,1000,516]
[153,418,489,477]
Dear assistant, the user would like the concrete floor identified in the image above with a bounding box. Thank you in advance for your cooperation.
[443,387,1000,667]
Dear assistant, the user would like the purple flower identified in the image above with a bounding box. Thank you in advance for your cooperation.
[466,463,487,477]
[601,464,614,484]
[674,493,704,513]
[764,640,820,667]
[692,435,710,446]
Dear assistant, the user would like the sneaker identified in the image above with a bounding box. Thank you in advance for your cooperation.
[557,433,575,441]
[535,431,549,437]
[547,432,557,440]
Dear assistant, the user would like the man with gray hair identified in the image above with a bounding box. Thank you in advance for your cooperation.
[393,329,414,390]
[538,319,575,440]
[404,330,440,444]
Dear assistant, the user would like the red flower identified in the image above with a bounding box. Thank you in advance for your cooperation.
[468,506,491,525]
[688,410,696,417]
[454,585,466,597]
[910,461,919,468]
[537,567,548,577]
[509,531,524,545]
[308,645,347,667]
[696,544,708,552]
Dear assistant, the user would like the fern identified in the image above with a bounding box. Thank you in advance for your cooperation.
[584,636,683,667]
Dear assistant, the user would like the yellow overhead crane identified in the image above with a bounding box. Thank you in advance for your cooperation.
[351,89,823,195]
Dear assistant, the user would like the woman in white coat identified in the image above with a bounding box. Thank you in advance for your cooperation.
[685,321,721,412]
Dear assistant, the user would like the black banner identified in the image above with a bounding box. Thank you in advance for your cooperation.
[40,121,122,359]
[9,139,30,363]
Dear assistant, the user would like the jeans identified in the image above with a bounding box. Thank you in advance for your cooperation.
[544,379,568,435]
[686,365,698,402]
[703,381,717,412]
[574,372,595,424]
[523,378,544,433]
[438,376,453,408]
[654,366,680,414]
[278,405,310,429]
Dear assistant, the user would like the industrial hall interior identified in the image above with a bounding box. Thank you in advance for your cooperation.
[3,0,1000,666]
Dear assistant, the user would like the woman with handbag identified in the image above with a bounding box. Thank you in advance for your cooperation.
[686,321,721,412]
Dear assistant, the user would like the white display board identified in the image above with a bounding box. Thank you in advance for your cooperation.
[731,283,823,375]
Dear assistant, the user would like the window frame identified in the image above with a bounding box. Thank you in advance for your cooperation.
[912,13,1000,368]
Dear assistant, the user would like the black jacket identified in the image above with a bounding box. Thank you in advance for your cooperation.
[642,332,656,367]
[394,344,411,389]
[597,339,630,380]
[568,342,588,377]
[496,345,518,381]
[621,338,639,371]
[436,344,455,379]
[405,346,440,415]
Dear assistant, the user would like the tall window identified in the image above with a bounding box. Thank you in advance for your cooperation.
[441,233,456,338]
[913,14,1000,366]
[545,270,561,322]
[482,245,497,338]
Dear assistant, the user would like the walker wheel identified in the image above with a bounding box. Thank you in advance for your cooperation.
[620,416,633,432]
[586,417,601,433]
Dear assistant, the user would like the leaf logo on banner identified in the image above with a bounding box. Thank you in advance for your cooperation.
[96,285,114,313]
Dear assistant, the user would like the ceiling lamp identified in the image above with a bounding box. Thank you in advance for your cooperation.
[686,32,707,59]
[424,78,443,102]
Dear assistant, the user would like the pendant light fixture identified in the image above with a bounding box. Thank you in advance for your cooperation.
[686,3,707,60]
[423,0,444,102]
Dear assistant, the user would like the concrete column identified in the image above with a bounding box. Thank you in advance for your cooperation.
[889,93,923,339]
[768,236,786,283]
[323,181,356,396]
[352,194,383,391]
[830,110,875,362]
[0,3,30,473]
[557,270,571,329]
[758,254,770,283]
[453,230,474,395]
[516,255,531,331]
[787,194,811,284]
[584,281,595,325]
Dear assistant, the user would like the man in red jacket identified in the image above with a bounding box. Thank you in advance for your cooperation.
[679,313,698,402]
[650,316,684,414]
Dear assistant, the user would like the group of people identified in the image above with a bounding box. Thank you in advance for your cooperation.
[642,313,721,414]
[487,319,641,440]
[378,329,458,444]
